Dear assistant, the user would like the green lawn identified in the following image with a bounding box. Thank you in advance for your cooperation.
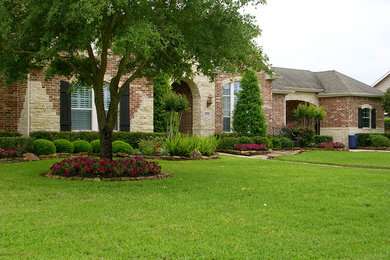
[276,150,390,168]
[0,155,389,258]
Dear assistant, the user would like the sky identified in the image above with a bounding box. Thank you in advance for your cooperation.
[246,0,390,85]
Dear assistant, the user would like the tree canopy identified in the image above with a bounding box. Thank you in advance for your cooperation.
[0,0,270,158]
[383,89,390,114]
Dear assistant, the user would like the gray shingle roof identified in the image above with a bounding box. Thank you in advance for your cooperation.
[272,67,384,97]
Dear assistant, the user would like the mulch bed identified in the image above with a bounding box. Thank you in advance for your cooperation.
[219,149,270,156]
[43,172,173,181]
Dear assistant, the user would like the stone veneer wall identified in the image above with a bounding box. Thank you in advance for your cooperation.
[215,71,273,134]
[0,82,27,132]
[319,96,384,145]
[271,94,286,134]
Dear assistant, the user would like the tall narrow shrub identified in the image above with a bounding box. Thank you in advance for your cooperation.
[232,70,267,136]
[153,75,171,133]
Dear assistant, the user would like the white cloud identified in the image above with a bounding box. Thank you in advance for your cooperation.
[246,0,390,84]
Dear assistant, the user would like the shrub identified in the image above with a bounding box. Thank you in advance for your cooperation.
[314,135,333,144]
[33,139,56,155]
[138,138,164,156]
[91,140,100,154]
[163,134,198,156]
[0,132,22,137]
[0,148,22,158]
[153,74,171,133]
[53,139,74,153]
[355,133,371,147]
[197,136,219,156]
[281,125,314,147]
[385,118,390,132]
[50,157,161,178]
[253,136,272,148]
[112,140,133,154]
[30,131,165,148]
[73,140,93,153]
[214,132,242,139]
[271,138,281,149]
[0,137,34,153]
[280,137,294,148]
[233,70,267,136]
[234,144,267,151]
[217,137,241,150]
[370,135,390,147]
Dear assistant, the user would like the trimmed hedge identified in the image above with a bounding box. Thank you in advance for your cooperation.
[91,140,100,154]
[112,141,133,154]
[0,132,22,137]
[370,135,390,147]
[30,131,165,148]
[0,137,34,153]
[73,140,93,153]
[314,135,333,144]
[53,139,74,153]
[355,133,371,147]
[217,136,271,150]
[33,139,56,156]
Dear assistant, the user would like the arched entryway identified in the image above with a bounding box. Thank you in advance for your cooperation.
[172,80,193,135]
[286,100,320,134]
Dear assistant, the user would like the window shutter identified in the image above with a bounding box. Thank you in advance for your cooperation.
[119,86,130,132]
[60,81,72,131]
[358,108,363,128]
[371,108,376,129]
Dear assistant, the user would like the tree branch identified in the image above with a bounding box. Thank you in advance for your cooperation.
[86,44,98,75]
[117,59,149,98]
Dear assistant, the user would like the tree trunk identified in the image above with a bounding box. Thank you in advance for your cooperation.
[100,127,113,160]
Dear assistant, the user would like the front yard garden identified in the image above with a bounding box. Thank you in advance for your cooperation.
[276,150,390,169]
[0,154,389,258]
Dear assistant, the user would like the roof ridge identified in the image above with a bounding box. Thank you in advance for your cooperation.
[272,66,314,73]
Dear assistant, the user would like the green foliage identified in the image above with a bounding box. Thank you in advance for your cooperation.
[138,139,160,156]
[0,137,34,153]
[281,125,314,147]
[0,132,22,137]
[53,139,74,153]
[162,91,189,139]
[383,89,390,114]
[196,136,219,156]
[280,137,295,148]
[293,103,326,128]
[73,140,93,153]
[216,136,270,150]
[232,70,267,136]
[91,140,101,154]
[271,138,281,149]
[0,0,269,159]
[30,131,165,149]
[112,141,133,154]
[355,133,371,147]
[370,135,390,147]
[153,74,171,133]
[162,134,199,156]
[314,135,334,144]
[33,139,56,156]
[253,136,272,148]
[384,118,390,131]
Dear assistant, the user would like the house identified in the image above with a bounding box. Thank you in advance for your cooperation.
[0,55,384,145]
[373,71,390,92]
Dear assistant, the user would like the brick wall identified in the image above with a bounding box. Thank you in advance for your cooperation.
[320,96,384,128]
[271,93,286,134]
[0,81,27,132]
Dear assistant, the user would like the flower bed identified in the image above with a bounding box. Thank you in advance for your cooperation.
[234,144,267,151]
[0,148,22,159]
[50,157,162,179]
[318,142,345,149]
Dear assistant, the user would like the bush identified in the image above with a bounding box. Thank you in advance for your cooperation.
[217,137,241,150]
[50,157,161,178]
[271,138,281,149]
[91,140,100,154]
[215,132,242,139]
[318,142,344,148]
[385,118,390,132]
[53,139,74,153]
[0,148,22,158]
[370,135,390,147]
[197,136,219,156]
[355,133,371,147]
[112,140,133,154]
[281,125,314,147]
[73,140,93,153]
[33,139,56,155]
[0,132,22,137]
[163,134,199,156]
[138,138,163,156]
[30,131,165,148]
[253,136,272,148]
[0,137,34,153]
[280,137,294,148]
[314,135,333,144]
[234,144,267,151]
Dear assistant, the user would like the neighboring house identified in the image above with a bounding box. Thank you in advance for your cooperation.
[373,71,390,92]
[0,56,384,145]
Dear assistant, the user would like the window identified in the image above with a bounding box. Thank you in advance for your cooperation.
[362,108,370,128]
[70,84,118,131]
[223,82,241,132]
[71,86,92,130]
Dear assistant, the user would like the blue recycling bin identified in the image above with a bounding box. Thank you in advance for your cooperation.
[348,135,357,149]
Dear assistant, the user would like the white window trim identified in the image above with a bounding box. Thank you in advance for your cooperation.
[362,107,371,129]
[223,82,241,132]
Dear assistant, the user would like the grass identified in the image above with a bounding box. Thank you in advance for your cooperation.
[276,150,390,168]
[0,155,389,258]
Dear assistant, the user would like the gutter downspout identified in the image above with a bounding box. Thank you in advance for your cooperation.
[27,73,30,136]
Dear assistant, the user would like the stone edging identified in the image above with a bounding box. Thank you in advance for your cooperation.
[43,172,173,181]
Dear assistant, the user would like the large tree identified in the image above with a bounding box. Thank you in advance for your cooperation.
[0,0,269,159]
